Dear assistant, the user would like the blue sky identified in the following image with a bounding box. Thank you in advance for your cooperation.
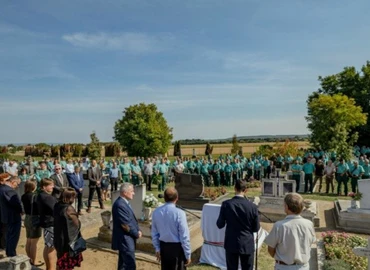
[1,0,370,143]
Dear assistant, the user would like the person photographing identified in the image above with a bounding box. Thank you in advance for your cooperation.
[151,187,191,270]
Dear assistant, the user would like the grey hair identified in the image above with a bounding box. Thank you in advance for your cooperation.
[120,182,133,193]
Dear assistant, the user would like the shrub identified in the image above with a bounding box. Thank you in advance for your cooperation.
[322,231,368,270]
[203,187,228,200]
[323,259,351,270]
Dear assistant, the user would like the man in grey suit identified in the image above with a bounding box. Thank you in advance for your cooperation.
[87,159,104,213]
[50,164,69,199]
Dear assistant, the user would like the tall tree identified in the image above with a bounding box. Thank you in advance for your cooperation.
[87,132,101,160]
[230,134,240,154]
[313,61,370,145]
[306,94,367,160]
[113,103,173,157]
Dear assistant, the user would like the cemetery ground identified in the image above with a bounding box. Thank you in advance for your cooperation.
[4,181,368,270]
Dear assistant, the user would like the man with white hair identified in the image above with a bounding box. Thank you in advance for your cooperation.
[112,183,142,270]
[6,160,18,177]
[50,164,69,199]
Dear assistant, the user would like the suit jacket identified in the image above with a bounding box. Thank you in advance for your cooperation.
[67,172,84,193]
[0,185,23,224]
[50,173,69,198]
[216,196,260,254]
[111,197,139,252]
[87,167,102,187]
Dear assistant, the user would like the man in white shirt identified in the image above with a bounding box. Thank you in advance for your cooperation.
[324,160,336,194]
[6,160,18,176]
[64,159,75,175]
[143,158,153,191]
[264,193,316,270]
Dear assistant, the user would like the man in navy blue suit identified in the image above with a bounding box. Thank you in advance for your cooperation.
[0,175,23,257]
[216,179,260,270]
[67,165,84,215]
[112,183,142,270]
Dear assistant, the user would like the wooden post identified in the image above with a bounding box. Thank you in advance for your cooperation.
[352,237,370,270]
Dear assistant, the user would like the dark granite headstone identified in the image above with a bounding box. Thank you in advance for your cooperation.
[282,182,294,195]
[263,182,274,196]
[175,173,208,210]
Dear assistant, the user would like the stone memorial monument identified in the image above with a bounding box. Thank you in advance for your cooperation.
[257,178,320,227]
[352,237,370,270]
[334,179,370,234]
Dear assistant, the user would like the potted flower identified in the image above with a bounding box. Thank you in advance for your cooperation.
[143,194,159,221]
[348,192,362,209]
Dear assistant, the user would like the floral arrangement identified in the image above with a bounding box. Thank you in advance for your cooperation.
[143,194,159,208]
[246,180,261,188]
[348,192,362,201]
[203,187,227,201]
[322,231,368,270]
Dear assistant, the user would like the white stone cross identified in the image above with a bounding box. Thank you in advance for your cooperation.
[352,237,370,270]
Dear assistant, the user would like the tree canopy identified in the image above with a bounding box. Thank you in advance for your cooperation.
[87,132,101,160]
[312,61,370,145]
[306,94,367,159]
[113,103,173,157]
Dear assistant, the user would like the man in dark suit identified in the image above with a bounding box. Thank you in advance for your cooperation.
[0,176,23,257]
[87,160,103,213]
[112,183,142,270]
[216,179,260,270]
[67,165,84,215]
[50,164,69,199]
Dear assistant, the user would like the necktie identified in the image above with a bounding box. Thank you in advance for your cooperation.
[58,174,63,186]
[77,174,80,181]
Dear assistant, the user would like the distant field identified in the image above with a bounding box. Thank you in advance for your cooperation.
[167,141,309,156]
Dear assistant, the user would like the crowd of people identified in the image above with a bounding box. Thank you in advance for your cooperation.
[0,173,83,270]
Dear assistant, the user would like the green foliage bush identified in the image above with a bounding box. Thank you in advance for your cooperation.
[322,231,368,270]
[323,259,351,270]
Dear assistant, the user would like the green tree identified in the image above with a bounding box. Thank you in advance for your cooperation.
[306,94,367,160]
[74,144,84,158]
[113,103,173,157]
[314,61,370,145]
[87,132,101,160]
[230,134,240,154]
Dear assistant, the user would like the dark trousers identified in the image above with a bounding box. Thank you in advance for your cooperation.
[0,223,7,250]
[226,251,254,270]
[118,249,136,270]
[160,241,186,270]
[6,221,21,257]
[220,172,225,185]
[110,177,118,192]
[292,174,300,192]
[76,192,83,212]
[145,174,152,190]
[88,186,103,208]
[337,175,349,196]
[351,176,360,193]
[304,173,313,193]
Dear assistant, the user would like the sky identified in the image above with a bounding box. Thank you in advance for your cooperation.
[1,0,370,144]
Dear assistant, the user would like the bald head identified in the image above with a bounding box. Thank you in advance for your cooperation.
[164,187,178,203]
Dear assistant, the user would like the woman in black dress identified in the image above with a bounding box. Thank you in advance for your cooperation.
[54,188,83,270]
[21,180,43,267]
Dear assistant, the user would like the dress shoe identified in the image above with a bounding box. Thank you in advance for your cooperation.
[86,208,91,213]
[100,205,105,210]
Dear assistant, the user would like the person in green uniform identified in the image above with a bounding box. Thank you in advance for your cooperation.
[302,158,315,193]
[220,159,226,185]
[254,160,261,181]
[119,158,132,183]
[212,160,221,187]
[336,159,349,196]
[35,161,51,183]
[224,160,233,186]
[131,159,142,186]
[187,158,195,174]
[291,160,302,192]
[362,159,370,179]
[157,159,168,191]
[349,161,364,193]
[200,160,210,186]
[246,159,254,180]
[19,167,30,182]
[232,159,240,182]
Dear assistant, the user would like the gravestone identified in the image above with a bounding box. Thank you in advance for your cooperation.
[131,184,146,219]
[352,238,370,270]
[359,180,370,209]
[334,179,370,233]
[278,179,296,197]
[7,255,31,270]
[261,179,277,197]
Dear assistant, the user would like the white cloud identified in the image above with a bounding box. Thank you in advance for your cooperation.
[62,32,174,53]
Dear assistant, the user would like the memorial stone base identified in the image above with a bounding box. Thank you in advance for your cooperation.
[257,196,320,227]
[334,200,370,234]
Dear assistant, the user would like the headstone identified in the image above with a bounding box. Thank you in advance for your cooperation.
[278,179,296,197]
[261,179,277,197]
[352,237,370,270]
[131,184,146,220]
[7,255,31,270]
[359,180,370,209]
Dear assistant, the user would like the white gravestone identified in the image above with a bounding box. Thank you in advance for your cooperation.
[359,180,370,209]
[131,184,146,220]
[352,237,370,270]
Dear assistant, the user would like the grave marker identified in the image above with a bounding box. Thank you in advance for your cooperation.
[352,237,370,270]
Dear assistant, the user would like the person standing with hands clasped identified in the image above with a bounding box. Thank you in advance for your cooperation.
[151,187,191,270]
[112,183,142,270]
[216,179,260,270]
[264,193,316,270]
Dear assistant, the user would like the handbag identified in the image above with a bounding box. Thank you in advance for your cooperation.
[30,194,40,227]
[69,233,87,257]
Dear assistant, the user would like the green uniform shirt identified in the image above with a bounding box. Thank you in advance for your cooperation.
[302,163,315,174]
[158,164,168,174]
[291,164,302,175]
[120,163,131,175]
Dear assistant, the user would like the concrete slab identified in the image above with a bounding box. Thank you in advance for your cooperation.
[333,200,370,234]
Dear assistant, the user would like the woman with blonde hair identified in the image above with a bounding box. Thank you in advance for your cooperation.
[21,180,43,266]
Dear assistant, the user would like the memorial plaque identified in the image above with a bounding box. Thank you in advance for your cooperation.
[283,182,294,195]
[278,180,296,197]
[261,180,277,197]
